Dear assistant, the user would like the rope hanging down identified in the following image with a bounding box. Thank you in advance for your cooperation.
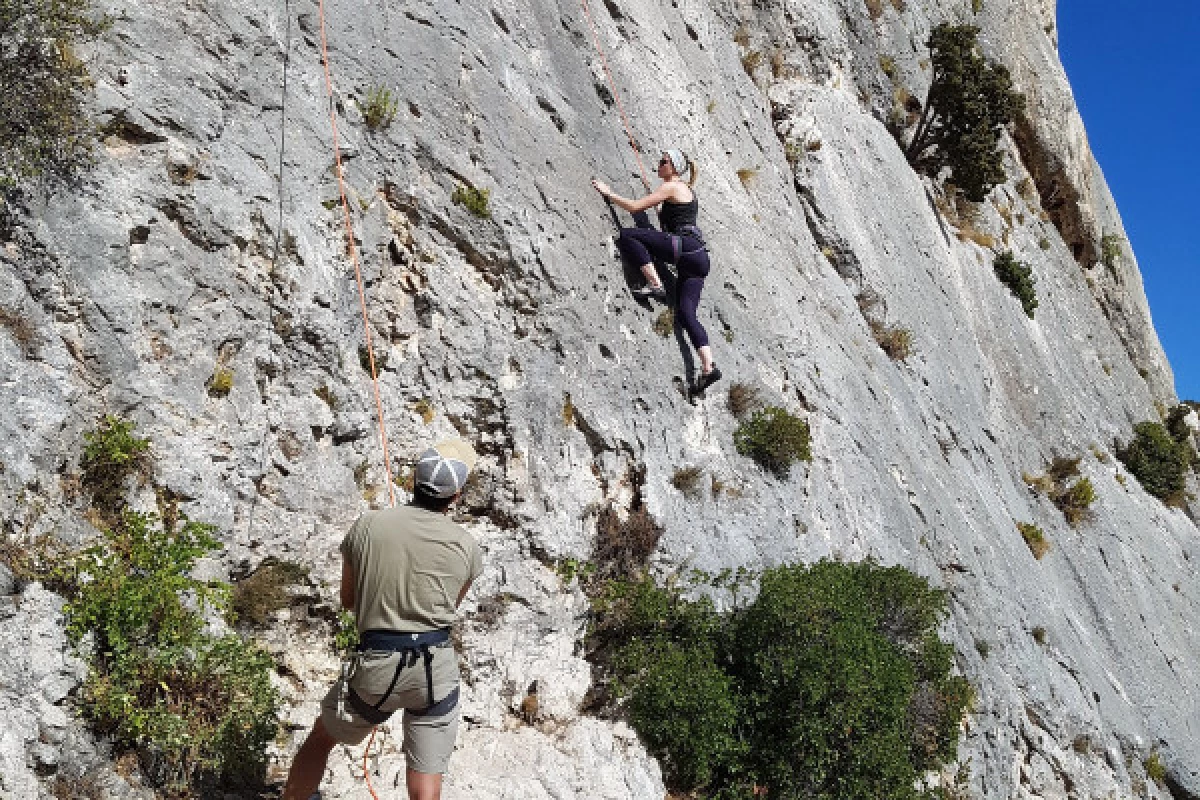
[316,0,396,508]
[579,0,652,189]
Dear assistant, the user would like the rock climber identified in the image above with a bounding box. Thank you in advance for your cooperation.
[283,440,483,800]
[592,148,722,398]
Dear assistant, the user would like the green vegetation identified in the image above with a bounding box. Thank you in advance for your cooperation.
[879,55,898,80]
[1116,421,1192,506]
[452,184,492,218]
[0,0,105,204]
[734,406,812,477]
[359,84,398,130]
[208,367,234,397]
[993,251,1038,318]
[1024,457,1096,527]
[62,511,279,792]
[20,419,283,793]
[971,0,983,12]
[333,609,360,654]
[81,415,152,519]
[588,560,972,798]
[1100,232,1123,273]
[1031,626,1047,645]
[906,25,1025,202]
[1144,751,1167,785]
[1017,522,1049,560]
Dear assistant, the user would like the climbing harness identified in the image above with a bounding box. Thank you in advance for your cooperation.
[344,629,460,725]
[316,0,396,507]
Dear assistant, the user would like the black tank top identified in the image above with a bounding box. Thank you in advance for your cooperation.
[659,192,698,234]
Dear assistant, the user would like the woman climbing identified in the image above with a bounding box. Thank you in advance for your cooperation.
[591,149,722,397]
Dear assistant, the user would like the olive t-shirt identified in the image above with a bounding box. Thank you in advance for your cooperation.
[341,506,483,633]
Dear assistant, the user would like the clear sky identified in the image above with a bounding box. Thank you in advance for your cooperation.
[1057,1,1200,402]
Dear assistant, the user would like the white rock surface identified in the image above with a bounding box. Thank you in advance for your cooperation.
[1,0,1197,797]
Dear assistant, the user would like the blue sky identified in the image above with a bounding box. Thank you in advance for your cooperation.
[1058,1,1200,401]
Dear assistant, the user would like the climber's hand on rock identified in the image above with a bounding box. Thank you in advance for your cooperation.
[591,178,611,198]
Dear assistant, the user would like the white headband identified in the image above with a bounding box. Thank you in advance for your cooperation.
[664,149,688,175]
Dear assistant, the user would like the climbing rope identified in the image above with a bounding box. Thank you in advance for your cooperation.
[579,0,652,189]
[316,0,397,507]
[245,0,294,548]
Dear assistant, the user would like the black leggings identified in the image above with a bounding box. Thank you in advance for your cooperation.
[616,227,711,349]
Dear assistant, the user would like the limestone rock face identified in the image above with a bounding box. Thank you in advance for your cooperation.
[1,0,1197,798]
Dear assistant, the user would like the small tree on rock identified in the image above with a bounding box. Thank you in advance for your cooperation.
[906,24,1025,202]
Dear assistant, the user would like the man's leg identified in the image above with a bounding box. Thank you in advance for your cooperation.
[282,718,338,800]
[406,768,444,800]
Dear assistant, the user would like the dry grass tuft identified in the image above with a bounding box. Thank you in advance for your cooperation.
[0,307,38,357]
[736,167,758,188]
[653,309,675,338]
[413,398,435,424]
[592,505,663,579]
[562,393,577,427]
[231,560,309,626]
[671,466,705,499]
[727,382,762,417]
[869,320,913,361]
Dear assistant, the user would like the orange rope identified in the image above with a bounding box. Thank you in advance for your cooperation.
[362,728,381,800]
[579,0,652,188]
[316,0,396,507]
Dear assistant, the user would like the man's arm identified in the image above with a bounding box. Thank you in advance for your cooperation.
[339,556,356,612]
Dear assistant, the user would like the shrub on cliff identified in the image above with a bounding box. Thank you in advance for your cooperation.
[589,561,972,798]
[993,251,1038,318]
[62,511,280,793]
[0,0,105,203]
[1117,421,1191,505]
[905,24,1025,202]
[734,406,812,478]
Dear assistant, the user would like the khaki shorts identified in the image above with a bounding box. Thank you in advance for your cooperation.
[321,644,461,774]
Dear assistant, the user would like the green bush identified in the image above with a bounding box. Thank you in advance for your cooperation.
[906,25,1025,202]
[734,406,812,477]
[589,561,971,798]
[1117,421,1190,504]
[1057,477,1096,526]
[359,84,398,130]
[81,415,152,518]
[1100,232,1123,273]
[62,511,279,793]
[1017,522,1048,559]
[0,0,105,202]
[993,251,1038,318]
[452,184,492,218]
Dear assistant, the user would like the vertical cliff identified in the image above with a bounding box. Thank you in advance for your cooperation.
[1,0,1197,797]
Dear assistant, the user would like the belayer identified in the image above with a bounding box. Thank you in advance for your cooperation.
[283,440,483,800]
[592,148,722,398]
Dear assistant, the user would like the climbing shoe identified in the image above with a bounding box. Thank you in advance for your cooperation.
[690,366,722,398]
[632,283,667,301]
